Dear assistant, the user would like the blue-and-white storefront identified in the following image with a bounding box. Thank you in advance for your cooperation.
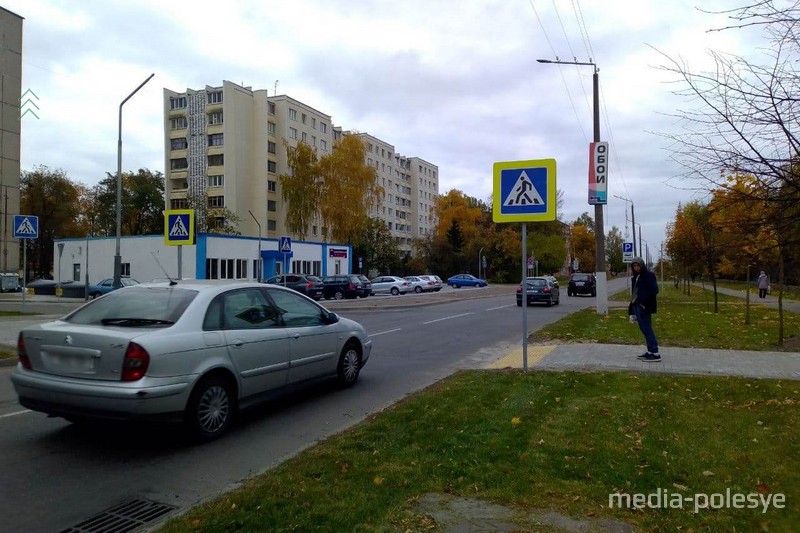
[53,233,353,285]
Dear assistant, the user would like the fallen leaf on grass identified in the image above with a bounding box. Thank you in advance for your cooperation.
[702,470,715,477]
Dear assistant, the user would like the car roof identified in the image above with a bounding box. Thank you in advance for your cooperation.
[137,279,269,292]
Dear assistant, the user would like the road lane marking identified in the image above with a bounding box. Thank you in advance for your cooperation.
[423,312,474,325]
[0,409,31,419]
[370,328,402,337]
[486,304,515,311]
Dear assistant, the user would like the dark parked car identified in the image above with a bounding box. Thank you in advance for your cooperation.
[356,275,373,297]
[516,276,560,306]
[322,274,365,300]
[265,274,324,300]
[567,273,596,297]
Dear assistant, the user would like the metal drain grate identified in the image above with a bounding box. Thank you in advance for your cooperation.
[60,498,178,533]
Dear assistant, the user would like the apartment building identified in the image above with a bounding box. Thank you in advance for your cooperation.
[0,7,22,274]
[163,80,438,256]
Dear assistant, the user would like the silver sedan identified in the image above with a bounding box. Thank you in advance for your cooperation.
[11,280,372,442]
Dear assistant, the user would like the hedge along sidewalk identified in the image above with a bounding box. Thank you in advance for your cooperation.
[536,283,800,352]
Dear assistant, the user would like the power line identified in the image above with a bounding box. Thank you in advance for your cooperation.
[551,0,593,118]
[528,0,589,142]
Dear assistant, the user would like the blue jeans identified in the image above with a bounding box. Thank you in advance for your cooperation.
[635,305,659,354]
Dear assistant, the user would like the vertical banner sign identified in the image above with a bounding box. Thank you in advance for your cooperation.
[588,141,608,205]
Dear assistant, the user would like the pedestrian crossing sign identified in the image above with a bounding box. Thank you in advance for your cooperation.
[13,215,39,239]
[164,209,195,246]
[493,159,556,222]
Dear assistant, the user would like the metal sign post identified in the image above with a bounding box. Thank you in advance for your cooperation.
[492,159,557,372]
[13,215,39,309]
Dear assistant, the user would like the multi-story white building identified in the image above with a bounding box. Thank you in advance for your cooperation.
[163,80,438,258]
[0,7,23,275]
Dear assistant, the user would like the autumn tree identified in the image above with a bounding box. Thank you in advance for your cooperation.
[278,141,321,240]
[657,2,800,288]
[317,135,381,244]
[570,213,595,272]
[20,166,83,279]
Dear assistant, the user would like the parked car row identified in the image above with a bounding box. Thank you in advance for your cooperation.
[264,274,445,299]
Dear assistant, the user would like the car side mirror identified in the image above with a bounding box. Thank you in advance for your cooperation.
[325,312,339,324]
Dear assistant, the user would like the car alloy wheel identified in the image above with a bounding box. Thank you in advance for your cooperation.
[337,342,361,387]
[414,286,422,293]
[187,376,234,441]
[390,287,399,296]
[334,290,344,300]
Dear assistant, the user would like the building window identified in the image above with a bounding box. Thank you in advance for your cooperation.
[289,128,297,139]
[301,113,307,124]
[170,117,187,130]
[311,136,316,147]
[320,123,327,133]
[267,121,276,135]
[268,180,276,192]
[320,139,327,150]
[170,96,187,109]
[208,133,224,146]
[208,154,224,166]
[208,195,225,208]
[267,160,277,173]
[289,108,297,121]
[236,259,247,279]
[170,158,188,170]
[170,198,188,209]
[208,174,224,187]
[121,263,131,276]
[207,91,223,104]
[311,117,316,129]
[268,102,275,114]
[268,141,276,154]
[267,219,277,231]
[208,111,223,125]
[312,225,317,236]
[170,137,187,150]
[268,200,276,212]
[219,258,234,279]
[301,132,307,142]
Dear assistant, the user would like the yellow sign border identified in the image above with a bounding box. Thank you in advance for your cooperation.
[492,159,557,222]
[164,209,195,246]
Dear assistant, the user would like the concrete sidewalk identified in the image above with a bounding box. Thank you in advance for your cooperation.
[488,343,800,380]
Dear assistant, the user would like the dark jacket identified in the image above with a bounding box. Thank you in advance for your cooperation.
[632,258,659,314]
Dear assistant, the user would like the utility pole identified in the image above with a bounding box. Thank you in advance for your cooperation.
[613,195,636,261]
[537,58,607,314]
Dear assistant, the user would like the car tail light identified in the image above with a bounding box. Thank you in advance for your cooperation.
[306,281,314,288]
[17,332,31,370]
[122,342,149,381]
[402,282,408,286]
[516,286,522,293]
[348,283,355,290]
[543,287,551,293]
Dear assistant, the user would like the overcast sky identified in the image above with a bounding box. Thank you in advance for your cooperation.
[6,0,760,259]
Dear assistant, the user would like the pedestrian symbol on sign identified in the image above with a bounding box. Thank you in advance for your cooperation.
[15,218,36,236]
[169,217,189,237]
[503,171,545,207]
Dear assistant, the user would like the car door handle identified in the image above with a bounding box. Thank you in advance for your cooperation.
[291,333,301,340]
[231,339,244,348]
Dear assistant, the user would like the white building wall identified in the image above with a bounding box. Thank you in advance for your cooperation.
[53,234,351,286]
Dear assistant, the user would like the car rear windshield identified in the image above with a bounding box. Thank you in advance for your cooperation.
[526,279,547,287]
[572,274,591,281]
[64,287,198,325]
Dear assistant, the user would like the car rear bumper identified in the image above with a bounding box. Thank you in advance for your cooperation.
[11,368,192,421]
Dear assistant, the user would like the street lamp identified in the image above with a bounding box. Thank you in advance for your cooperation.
[114,73,155,289]
[613,194,636,257]
[537,58,607,314]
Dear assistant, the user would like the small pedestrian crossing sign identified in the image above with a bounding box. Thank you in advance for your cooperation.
[280,236,292,253]
[493,159,556,222]
[13,215,39,239]
[164,209,194,246]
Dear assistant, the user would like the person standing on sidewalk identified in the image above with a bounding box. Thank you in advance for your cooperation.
[631,257,660,362]
[756,270,770,299]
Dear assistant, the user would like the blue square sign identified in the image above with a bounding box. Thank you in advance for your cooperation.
[13,215,38,239]
[493,159,556,222]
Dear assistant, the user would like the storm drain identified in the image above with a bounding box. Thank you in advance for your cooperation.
[60,498,178,533]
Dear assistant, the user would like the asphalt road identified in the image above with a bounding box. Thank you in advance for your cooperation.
[0,279,628,532]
